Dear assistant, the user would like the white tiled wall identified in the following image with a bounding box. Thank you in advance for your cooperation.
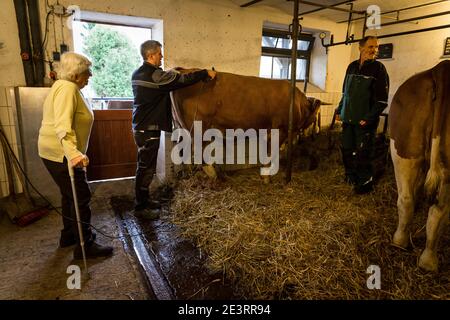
[307,91,389,135]
[0,87,23,198]
[307,92,342,128]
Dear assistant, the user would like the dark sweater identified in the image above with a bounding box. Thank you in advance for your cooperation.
[336,59,389,125]
[131,62,209,131]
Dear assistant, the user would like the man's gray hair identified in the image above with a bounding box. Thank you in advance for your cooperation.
[57,52,91,82]
[140,40,162,60]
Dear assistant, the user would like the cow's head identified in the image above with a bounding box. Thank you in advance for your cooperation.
[303,97,321,128]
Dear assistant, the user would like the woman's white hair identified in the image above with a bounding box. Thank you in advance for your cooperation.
[57,52,92,82]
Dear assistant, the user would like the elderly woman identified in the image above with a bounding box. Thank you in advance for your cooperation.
[38,52,113,259]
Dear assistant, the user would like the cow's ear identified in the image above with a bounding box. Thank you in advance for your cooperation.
[314,99,322,111]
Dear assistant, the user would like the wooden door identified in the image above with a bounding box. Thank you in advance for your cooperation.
[86,109,137,181]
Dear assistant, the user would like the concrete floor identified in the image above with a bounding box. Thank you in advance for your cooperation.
[0,179,152,300]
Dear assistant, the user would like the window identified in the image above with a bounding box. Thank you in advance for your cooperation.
[260,29,315,81]
[71,11,162,109]
[72,21,150,109]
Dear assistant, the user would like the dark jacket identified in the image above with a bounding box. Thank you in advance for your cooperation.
[131,62,209,132]
[336,59,389,125]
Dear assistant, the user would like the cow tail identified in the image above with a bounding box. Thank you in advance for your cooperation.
[424,62,449,197]
[424,137,440,198]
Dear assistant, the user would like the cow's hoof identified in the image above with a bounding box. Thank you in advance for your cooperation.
[392,230,409,249]
[202,165,217,179]
[418,250,438,273]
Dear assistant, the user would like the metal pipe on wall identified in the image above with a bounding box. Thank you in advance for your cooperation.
[26,0,45,86]
[286,0,300,183]
[300,0,355,16]
[337,0,449,23]
[377,11,450,28]
[374,24,450,40]
[13,0,35,86]
[321,23,450,49]
[298,0,365,14]
[345,2,354,43]
[362,12,368,38]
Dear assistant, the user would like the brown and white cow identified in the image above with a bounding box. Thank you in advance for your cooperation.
[390,60,450,272]
[170,69,321,178]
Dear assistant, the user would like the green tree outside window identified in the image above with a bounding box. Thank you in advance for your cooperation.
[83,24,140,97]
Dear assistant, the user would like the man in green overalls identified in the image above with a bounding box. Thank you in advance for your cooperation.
[336,36,390,194]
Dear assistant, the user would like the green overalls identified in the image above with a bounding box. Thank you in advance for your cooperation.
[336,59,389,191]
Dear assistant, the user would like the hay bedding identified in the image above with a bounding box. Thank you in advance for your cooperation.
[169,132,450,299]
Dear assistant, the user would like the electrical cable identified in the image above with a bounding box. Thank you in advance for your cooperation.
[0,128,153,241]
[41,3,74,68]
[40,11,52,52]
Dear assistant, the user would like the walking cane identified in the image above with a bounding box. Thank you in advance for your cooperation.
[67,158,89,279]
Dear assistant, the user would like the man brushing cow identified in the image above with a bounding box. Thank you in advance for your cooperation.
[131,40,216,219]
[335,36,390,194]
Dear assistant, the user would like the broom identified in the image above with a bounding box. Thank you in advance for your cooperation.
[0,128,48,226]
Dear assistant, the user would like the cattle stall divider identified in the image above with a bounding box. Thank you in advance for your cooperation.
[286,0,301,183]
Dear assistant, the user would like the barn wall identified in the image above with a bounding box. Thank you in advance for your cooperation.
[0,0,351,89]
[2,1,447,94]
[0,0,26,87]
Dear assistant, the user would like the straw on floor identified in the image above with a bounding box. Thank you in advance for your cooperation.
[168,131,449,299]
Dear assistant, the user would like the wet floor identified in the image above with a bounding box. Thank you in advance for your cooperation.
[110,191,240,300]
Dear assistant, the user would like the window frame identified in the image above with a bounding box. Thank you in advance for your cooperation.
[261,28,315,81]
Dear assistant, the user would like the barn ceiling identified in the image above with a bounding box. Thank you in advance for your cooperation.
[229,0,449,23]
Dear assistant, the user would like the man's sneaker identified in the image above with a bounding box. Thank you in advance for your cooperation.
[60,231,96,248]
[133,208,160,220]
[73,241,113,260]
